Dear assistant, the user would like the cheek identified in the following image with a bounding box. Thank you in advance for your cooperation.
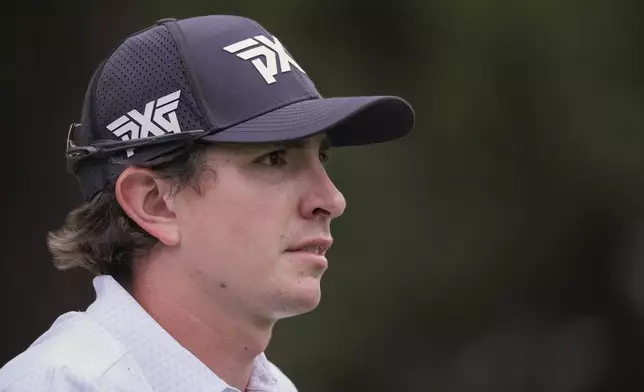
[180,186,293,276]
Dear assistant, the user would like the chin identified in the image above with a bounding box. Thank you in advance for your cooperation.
[273,277,323,319]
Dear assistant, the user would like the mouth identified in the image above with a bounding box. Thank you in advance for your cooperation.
[293,245,325,255]
[286,237,333,256]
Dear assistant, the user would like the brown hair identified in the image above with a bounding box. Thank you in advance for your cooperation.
[46,143,211,284]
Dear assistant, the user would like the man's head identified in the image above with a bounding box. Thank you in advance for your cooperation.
[49,14,413,321]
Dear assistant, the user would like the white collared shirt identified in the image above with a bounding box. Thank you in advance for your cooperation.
[0,275,298,392]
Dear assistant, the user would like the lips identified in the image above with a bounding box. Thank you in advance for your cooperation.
[286,237,333,256]
[297,245,324,255]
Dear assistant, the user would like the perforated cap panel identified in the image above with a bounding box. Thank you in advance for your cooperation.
[75,24,210,201]
[93,25,205,143]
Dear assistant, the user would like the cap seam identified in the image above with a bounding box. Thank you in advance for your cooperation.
[163,21,218,131]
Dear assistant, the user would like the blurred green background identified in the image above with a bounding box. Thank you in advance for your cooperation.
[5,0,644,391]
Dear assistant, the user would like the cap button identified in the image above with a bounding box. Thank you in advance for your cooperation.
[156,18,177,25]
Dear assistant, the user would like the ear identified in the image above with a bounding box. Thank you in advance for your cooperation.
[115,167,180,247]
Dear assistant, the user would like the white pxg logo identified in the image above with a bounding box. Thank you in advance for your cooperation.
[223,34,306,84]
[106,90,182,157]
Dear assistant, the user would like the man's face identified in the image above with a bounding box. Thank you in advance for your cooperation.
[171,133,346,323]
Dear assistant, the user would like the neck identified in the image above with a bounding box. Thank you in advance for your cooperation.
[129,252,274,391]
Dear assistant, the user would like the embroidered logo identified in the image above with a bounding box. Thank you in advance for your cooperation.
[223,35,306,84]
[106,90,182,157]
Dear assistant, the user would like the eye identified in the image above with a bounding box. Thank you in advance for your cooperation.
[257,150,287,167]
[320,149,331,166]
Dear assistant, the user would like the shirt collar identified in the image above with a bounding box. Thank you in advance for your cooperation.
[85,275,279,392]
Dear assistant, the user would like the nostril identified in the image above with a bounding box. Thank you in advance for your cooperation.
[312,207,330,217]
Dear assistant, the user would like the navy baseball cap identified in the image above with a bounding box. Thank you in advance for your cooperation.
[66,15,415,201]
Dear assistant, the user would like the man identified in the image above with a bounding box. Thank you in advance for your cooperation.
[0,14,414,392]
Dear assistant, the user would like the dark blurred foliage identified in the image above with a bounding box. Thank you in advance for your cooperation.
[4,1,644,391]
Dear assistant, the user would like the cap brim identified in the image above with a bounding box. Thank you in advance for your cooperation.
[200,96,414,147]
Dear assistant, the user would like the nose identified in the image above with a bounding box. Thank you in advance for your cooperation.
[299,166,347,221]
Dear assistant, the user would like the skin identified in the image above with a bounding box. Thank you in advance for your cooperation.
[114,132,346,391]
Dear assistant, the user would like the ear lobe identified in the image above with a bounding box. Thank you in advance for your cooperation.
[115,167,181,247]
